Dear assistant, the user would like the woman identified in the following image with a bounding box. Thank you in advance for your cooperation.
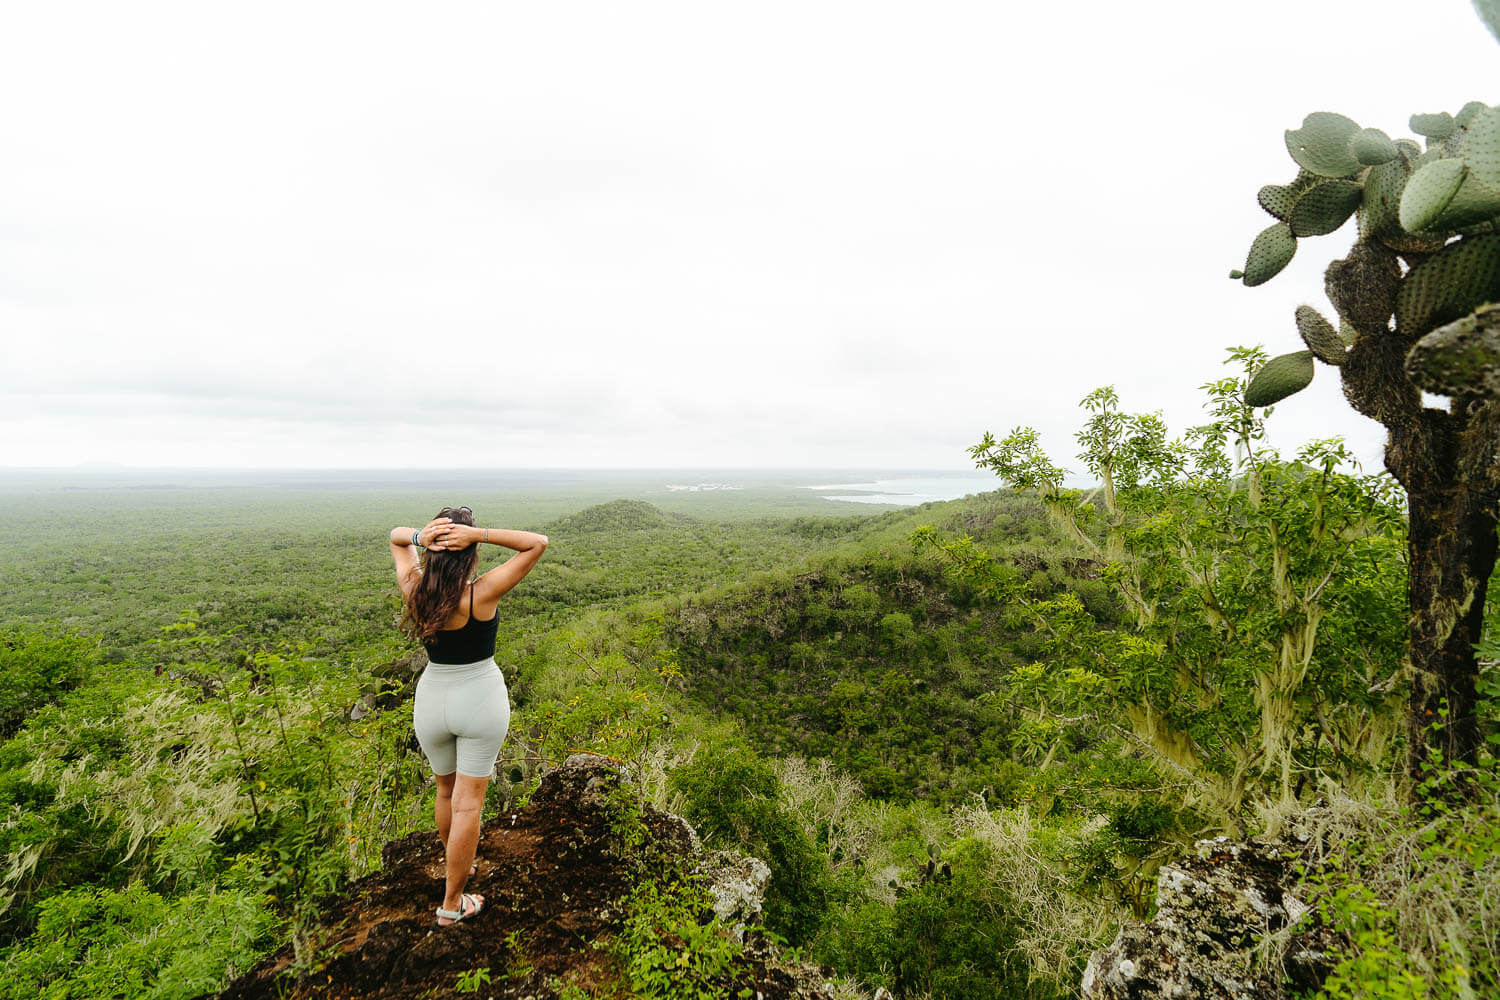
[389,506,549,926]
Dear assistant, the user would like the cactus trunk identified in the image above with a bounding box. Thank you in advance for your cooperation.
[1403,478,1497,788]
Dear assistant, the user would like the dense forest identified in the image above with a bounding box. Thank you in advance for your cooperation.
[2,397,1497,1000]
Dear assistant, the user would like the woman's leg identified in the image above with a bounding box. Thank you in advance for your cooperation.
[434,771,456,847]
[434,771,477,876]
[438,772,490,920]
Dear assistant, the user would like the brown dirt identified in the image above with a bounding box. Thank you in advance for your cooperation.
[210,757,831,1000]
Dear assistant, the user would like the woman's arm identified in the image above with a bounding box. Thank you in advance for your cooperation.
[388,518,453,597]
[438,524,549,602]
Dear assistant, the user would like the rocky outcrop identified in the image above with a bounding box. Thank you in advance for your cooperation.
[1081,830,1340,999]
[211,755,836,1000]
[698,852,772,942]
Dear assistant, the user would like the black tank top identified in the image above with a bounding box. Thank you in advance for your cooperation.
[422,584,500,664]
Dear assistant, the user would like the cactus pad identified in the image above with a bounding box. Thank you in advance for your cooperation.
[1358,154,1446,252]
[1395,233,1500,336]
[1456,101,1491,129]
[1430,173,1500,230]
[1295,305,1348,365]
[1351,128,1399,165]
[1241,222,1297,286]
[1289,180,1363,236]
[1358,156,1409,241]
[1398,158,1468,232]
[1285,113,1363,178]
[1406,301,1500,397]
[1244,351,1315,407]
[1462,106,1500,192]
[1411,112,1457,142]
[1475,2,1500,46]
[1257,171,1317,221]
[1258,185,1295,220]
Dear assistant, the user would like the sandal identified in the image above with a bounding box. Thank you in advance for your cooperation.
[435,893,484,927]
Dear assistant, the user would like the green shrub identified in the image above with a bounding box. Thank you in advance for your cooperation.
[615,876,750,1000]
[1289,787,1500,999]
[0,627,94,739]
[670,744,832,945]
[0,878,274,999]
[817,838,1066,1000]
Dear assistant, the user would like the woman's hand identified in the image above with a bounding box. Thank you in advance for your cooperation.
[417,517,454,549]
[427,521,478,551]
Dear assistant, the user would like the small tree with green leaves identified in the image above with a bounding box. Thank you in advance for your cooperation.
[1231,97,1500,790]
[920,362,1406,825]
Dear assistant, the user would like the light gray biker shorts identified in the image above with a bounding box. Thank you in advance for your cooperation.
[413,657,511,778]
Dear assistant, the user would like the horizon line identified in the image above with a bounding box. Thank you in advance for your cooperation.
[0,465,997,474]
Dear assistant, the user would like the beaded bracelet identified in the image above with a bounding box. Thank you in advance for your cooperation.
[411,529,422,548]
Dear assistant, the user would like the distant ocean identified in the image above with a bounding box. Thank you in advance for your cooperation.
[802,475,996,506]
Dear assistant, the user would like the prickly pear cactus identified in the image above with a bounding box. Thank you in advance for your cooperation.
[1236,223,1297,286]
[1398,158,1467,232]
[1295,306,1348,366]
[1244,351,1315,407]
[1395,233,1500,335]
[1410,112,1457,143]
[1235,102,1500,406]
[1290,180,1363,237]
[1257,172,1318,221]
[1406,302,1500,397]
[1236,96,1500,789]
[1351,127,1399,166]
[1285,113,1364,178]
[1475,1,1500,46]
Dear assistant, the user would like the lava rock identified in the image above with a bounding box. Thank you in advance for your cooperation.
[209,754,832,1000]
[1081,831,1335,1000]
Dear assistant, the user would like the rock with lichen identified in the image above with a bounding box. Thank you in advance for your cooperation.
[698,851,773,942]
[1081,829,1338,999]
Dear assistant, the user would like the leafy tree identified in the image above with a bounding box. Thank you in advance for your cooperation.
[1231,100,1500,787]
[921,364,1407,824]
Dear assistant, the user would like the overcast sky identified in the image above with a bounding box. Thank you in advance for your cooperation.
[3,2,1496,471]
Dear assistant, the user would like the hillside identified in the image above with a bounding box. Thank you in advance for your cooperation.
[654,493,1120,806]
[210,756,839,1000]
[1,474,1494,1000]
[545,499,685,534]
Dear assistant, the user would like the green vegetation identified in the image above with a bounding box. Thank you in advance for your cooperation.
[669,743,833,944]
[0,447,1494,997]
[1234,101,1500,786]
[614,876,749,1000]
[923,370,1407,826]
[0,627,92,739]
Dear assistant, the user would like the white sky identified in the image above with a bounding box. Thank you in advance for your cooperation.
[2,2,1496,471]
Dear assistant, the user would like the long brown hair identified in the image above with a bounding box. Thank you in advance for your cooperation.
[401,506,480,641]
